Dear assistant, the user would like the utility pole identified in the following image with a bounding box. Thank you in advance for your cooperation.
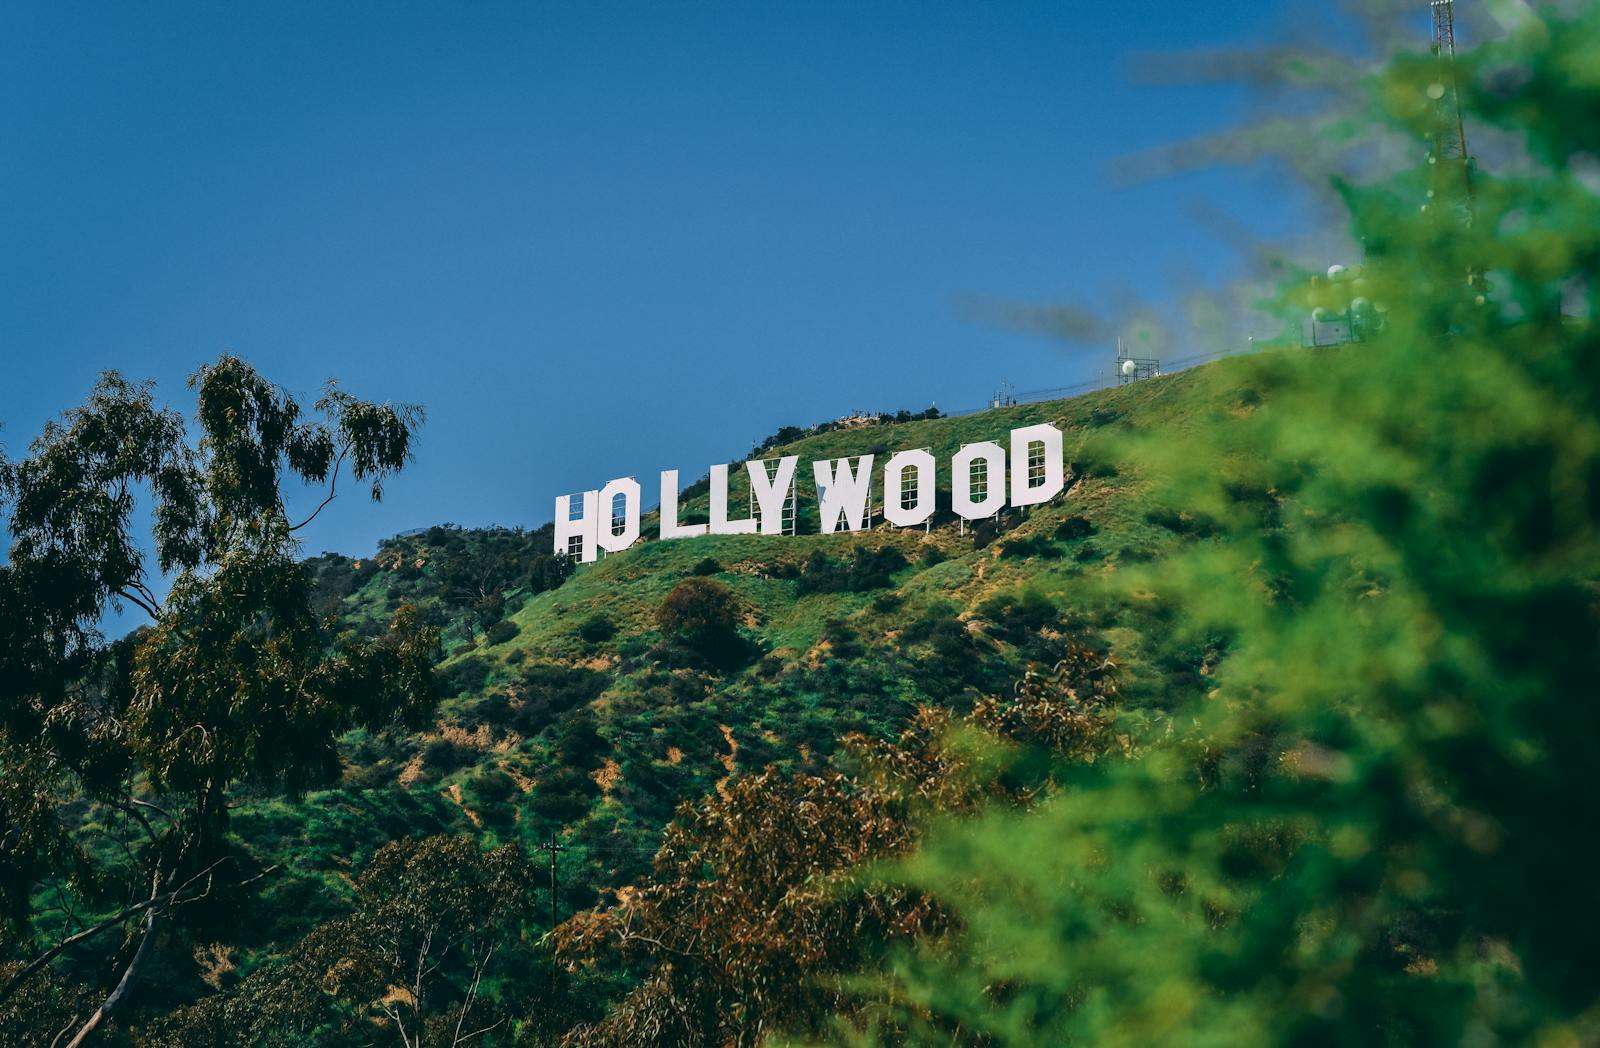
[545,832,561,928]
[538,832,565,993]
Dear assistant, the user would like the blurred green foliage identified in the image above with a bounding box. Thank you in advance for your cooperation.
[846,9,1600,1045]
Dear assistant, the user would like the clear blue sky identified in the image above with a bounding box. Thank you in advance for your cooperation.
[3,0,1316,570]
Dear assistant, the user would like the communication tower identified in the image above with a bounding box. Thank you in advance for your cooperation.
[1114,337,1159,385]
[1426,0,1474,223]
[1306,2,1473,347]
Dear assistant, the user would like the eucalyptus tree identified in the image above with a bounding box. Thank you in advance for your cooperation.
[0,356,439,1043]
[149,835,537,1048]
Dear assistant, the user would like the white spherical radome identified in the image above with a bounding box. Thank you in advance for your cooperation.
[1120,359,1137,376]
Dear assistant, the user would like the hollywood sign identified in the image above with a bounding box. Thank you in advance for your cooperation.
[554,422,1067,562]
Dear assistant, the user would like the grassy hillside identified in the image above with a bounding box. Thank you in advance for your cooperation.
[226,357,1242,967]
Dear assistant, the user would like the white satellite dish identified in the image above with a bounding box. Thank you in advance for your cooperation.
[1327,264,1348,280]
[1120,358,1136,376]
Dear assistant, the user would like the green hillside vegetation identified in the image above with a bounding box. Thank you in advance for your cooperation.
[222,363,1224,958]
[5,9,1599,1044]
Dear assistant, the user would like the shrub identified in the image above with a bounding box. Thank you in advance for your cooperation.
[440,655,491,697]
[467,767,518,805]
[997,534,1059,560]
[820,619,863,661]
[1054,515,1095,541]
[849,546,908,588]
[657,578,741,649]
[978,590,1059,646]
[525,552,573,595]
[967,515,1019,550]
[794,551,849,595]
[484,619,519,646]
[473,591,507,633]
[464,768,519,826]
[513,664,609,737]
[795,547,908,596]
[763,559,800,580]
[577,614,617,644]
[900,600,960,645]
[529,766,599,824]
[553,707,608,771]
[690,557,723,576]
[870,591,904,614]
[1144,507,1218,537]
[421,735,470,774]
[1071,456,1118,479]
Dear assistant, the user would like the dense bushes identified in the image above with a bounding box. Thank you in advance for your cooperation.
[483,618,519,646]
[744,406,942,460]
[576,613,617,643]
[421,734,472,773]
[996,533,1059,560]
[1054,515,1095,541]
[438,654,491,696]
[656,577,745,666]
[794,547,908,596]
[511,664,610,737]
[895,600,986,695]
[306,524,572,651]
[978,590,1059,646]
[464,767,519,825]
[554,647,1121,1046]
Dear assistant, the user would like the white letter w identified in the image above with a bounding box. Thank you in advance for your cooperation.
[812,455,874,534]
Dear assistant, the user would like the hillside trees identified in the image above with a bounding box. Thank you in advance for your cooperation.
[554,768,936,1048]
[342,524,571,645]
[553,640,1121,1045]
[150,836,536,1047]
[0,357,439,1043]
[839,9,1600,1044]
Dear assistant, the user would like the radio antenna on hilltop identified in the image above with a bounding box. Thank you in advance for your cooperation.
[1427,0,1475,222]
[1115,336,1159,384]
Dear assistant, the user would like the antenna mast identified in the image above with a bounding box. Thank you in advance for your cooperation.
[1427,0,1474,219]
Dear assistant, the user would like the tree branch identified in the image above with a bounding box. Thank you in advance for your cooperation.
[60,857,277,1047]
[288,445,347,532]
[108,797,164,849]
[450,946,495,1047]
[455,1017,505,1045]
[0,857,235,1008]
[379,1000,416,1048]
[129,578,163,616]
[48,1011,81,1048]
[63,902,158,1048]
[113,587,160,620]
[129,797,178,825]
